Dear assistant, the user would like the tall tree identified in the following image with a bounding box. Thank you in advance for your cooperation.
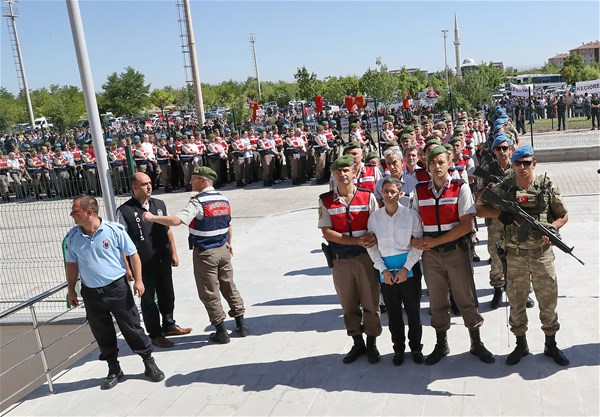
[101,66,150,117]
[359,58,397,103]
[294,66,320,101]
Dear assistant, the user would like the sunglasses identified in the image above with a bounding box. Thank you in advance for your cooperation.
[513,160,533,167]
[495,146,510,151]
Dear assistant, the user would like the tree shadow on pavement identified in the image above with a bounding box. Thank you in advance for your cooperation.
[254,294,339,306]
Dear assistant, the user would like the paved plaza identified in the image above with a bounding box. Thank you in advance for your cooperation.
[2,158,599,416]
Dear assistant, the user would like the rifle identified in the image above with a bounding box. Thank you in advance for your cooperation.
[482,188,585,265]
[473,166,503,184]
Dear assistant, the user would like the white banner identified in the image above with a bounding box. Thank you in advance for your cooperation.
[341,117,349,134]
[510,83,534,97]
[575,79,600,95]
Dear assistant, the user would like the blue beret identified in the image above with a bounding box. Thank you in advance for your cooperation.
[329,120,336,125]
[495,106,505,115]
[225,128,231,132]
[282,125,289,129]
[511,145,534,162]
[54,143,62,148]
[133,135,140,140]
[105,139,113,144]
[184,131,191,136]
[159,133,167,139]
[491,133,513,150]
[200,130,206,135]
[23,143,30,148]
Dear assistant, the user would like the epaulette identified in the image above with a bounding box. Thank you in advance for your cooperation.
[356,186,372,193]
[450,178,466,185]
[319,190,334,200]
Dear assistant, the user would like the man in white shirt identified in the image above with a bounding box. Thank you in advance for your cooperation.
[367,176,424,366]
[374,149,418,206]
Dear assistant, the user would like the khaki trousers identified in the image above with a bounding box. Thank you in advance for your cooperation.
[332,252,382,337]
[192,244,245,325]
[487,218,505,288]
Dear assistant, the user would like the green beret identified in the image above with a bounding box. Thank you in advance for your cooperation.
[350,123,358,129]
[192,166,217,181]
[232,130,239,135]
[387,115,395,121]
[343,142,361,153]
[448,136,462,145]
[403,125,415,133]
[317,125,324,131]
[331,154,354,170]
[208,134,216,139]
[44,142,52,148]
[133,138,141,143]
[296,122,304,127]
[384,140,399,149]
[365,151,378,161]
[427,145,449,166]
[411,115,419,121]
[443,143,453,151]
[453,125,465,133]
[467,117,473,121]
[424,138,442,149]
[322,121,329,126]
[400,133,412,140]
[68,141,76,146]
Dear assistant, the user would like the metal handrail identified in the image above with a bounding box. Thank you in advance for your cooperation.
[0,282,70,319]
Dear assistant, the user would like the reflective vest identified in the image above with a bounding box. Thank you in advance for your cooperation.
[415,179,463,237]
[188,190,231,250]
[414,167,431,182]
[356,164,376,193]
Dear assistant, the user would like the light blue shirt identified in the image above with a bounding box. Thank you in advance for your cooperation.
[65,220,137,288]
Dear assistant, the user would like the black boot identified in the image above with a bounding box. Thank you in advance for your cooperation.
[343,335,366,364]
[142,355,165,382]
[102,360,123,390]
[235,316,248,337]
[366,336,380,364]
[506,335,529,365]
[469,328,495,363]
[526,296,535,308]
[544,335,569,366]
[490,287,503,310]
[425,331,449,365]
[209,321,231,344]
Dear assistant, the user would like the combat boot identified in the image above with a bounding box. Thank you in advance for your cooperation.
[425,331,449,365]
[544,335,569,366]
[366,336,380,364]
[235,315,249,337]
[469,328,495,363]
[102,360,123,390]
[490,287,503,310]
[142,355,165,382]
[506,335,529,365]
[209,321,231,344]
[343,335,366,364]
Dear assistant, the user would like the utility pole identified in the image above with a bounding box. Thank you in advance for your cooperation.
[249,33,262,101]
[442,29,449,89]
[182,0,205,124]
[2,0,35,127]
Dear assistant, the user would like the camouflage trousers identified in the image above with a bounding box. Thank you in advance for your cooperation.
[487,218,505,288]
[506,247,559,337]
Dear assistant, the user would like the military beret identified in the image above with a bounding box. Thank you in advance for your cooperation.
[133,137,141,143]
[448,136,462,145]
[322,121,329,126]
[453,125,465,133]
[54,143,62,148]
[403,125,415,133]
[317,125,324,131]
[492,133,513,150]
[397,114,405,119]
[361,120,368,124]
[443,143,453,151]
[184,131,191,136]
[282,125,289,129]
[329,120,337,125]
[160,133,167,139]
[192,165,218,181]
[225,128,231,132]
[343,142,361,153]
[424,138,442,150]
[411,115,419,121]
[104,139,113,144]
[384,140,399,149]
[400,133,412,140]
[54,146,62,151]
[68,141,76,145]
[23,143,30,148]
[296,122,304,127]
[365,151,379,161]
[511,145,534,162]
[427,145,449,166]
[44,142,52,147]
[467,117,473,121]
[331,154,354,170]
[133,135,140,140]
[85,139,92,144]
[232,130,239,135]
[208,134,216,139]
[200,130,206,135]
[350,123,358,129]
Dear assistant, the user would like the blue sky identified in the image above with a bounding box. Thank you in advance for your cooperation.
[1,1,599,96]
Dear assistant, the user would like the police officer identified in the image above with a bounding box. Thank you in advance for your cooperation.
[142,166,248,344]
[117,173,192,348]
[476,145,570,366]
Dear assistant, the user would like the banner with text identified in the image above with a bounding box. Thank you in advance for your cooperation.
[510,83,534,97]
[575,79,600,95]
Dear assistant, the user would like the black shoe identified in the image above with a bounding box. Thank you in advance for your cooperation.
[343,336,366,364]
[235,316,249,337]
[366,336,380,364]
[490,287,503,310]
[392,353,404,366]
[143,356,165,382]
[101,369,123,390]
[526,297,535,308]
[506,335,529,365]
[209,322,231,344]
[379,303,387,314]
[425,332,449,365]
[472,251,481,262]
[544,335,569,366]
[469,329,495,364]
[411,351,424,364]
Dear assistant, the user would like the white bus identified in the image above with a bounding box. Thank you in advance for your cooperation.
[508,74,566,91]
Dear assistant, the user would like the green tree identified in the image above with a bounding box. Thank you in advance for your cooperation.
[42,85,86,132]
[561,52,598,83]
[0,88,21,132]
[101,66,150,117]
[294,66,320,101]
[322,76,359,104]
[359,58,397,103]
[150,89,175,113]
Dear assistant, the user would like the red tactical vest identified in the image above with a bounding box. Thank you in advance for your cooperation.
[355,164,376,193]
[320,188,371,237]
[415,179,463,237]
[414,167,431,182]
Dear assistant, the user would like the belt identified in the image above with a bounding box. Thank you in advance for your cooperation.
[506,244,550,257]
[430,242,463,253]
[83,276,124,294]
[333,252,362,260]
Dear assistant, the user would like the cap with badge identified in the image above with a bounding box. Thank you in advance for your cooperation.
[331,154,354,170]
[427,145,450,165]
[365,151,379,161]
[343,142,361,153]
[511,145,534,162]
[424,138,442,150]
[448,136,462,145]
[192,166,218,181]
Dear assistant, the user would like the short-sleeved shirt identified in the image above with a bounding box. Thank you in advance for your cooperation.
[318,188,378,229]
[411,175,476,218]
[65,220,137,288]
[175,187,222,225]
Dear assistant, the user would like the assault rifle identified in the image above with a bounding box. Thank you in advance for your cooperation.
[482,188,585,265]
[473,166,503,184]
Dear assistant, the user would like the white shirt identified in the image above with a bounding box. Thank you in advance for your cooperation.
[141,141,156,160]
[374,175,417,207]
[366,203,423,273]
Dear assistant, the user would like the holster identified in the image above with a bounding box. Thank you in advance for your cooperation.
[321,242,334,268]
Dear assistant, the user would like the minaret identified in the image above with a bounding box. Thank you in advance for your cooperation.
[454,13,462,77]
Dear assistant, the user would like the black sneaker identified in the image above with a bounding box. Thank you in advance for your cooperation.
[143,356,165,382]
[101,369,123,390]
[392,353,404,366]
[411,351,424,364]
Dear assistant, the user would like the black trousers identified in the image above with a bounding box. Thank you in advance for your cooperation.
[140,260,176,339]
[380,262,423,353]
[82,277,152,364]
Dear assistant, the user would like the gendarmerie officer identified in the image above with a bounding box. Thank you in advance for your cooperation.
[116,172,192,348]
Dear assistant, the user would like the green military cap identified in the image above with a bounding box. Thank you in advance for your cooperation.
[400,132,412,140]
[68,141,76,145]
[44,142,52,148]
[343,141,361,153]
[424,138,442,149]
[350,123,358,129]
[467,117,473,121]
[453,125,465,133]
[331,154,354,170]
[296,122,304,127]
[232,130,239,135]
[192,166,218,181]
[403,125,415,133]
[365,151,378,161]
[322,121,329,126]
[414,123,422,128]
[411,115,419,121]
[427,145,449,165]
[443,143,453,151]
[208,134,216,139]
[384,140,399,149]
[317,125,324,131]
[387,115,395,121]
[448,136,463,145]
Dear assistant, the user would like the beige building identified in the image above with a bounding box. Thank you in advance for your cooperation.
[548,53,570,68]
[569,41,600,64]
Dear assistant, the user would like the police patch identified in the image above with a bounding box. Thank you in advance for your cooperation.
[157,209,164,216]
[103,240,109,249]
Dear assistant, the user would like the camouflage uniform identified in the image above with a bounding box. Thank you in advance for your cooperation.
[493,174,566,337]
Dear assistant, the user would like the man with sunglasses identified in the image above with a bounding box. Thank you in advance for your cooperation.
[476,145,570,366]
